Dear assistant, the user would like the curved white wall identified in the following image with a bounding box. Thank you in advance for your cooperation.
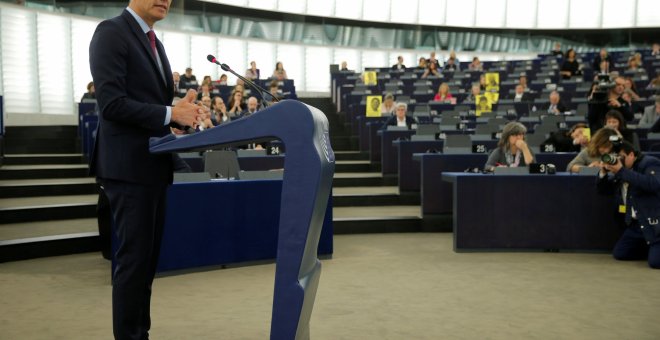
[203,0,659,29]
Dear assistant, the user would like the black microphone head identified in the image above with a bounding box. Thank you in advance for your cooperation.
[220,63,230,71]
[207,54,216,63]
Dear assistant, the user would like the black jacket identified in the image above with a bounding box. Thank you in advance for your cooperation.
[89,10,175,184]
[597,155,660,244]
[382,115,417,130]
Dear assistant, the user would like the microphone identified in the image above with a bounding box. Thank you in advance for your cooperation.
[206,54,279,108]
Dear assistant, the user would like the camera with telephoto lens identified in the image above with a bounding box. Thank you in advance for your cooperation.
[601,135,623,165]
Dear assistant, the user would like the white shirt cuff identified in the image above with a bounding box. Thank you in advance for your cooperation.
[165,106,172,125]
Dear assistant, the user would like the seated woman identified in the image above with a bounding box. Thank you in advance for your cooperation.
[479,74,487,91]
[81,81,95,101]
[604,110,640,150]
[484,122,535,172]
[416,57,427,70]
[382,102,417,130]
[433,83,453,102]
[543,123,589,153]
[421,62,440,78]
[468,57,483,71]
[566,127,619,173]
[245,61,260,80]
[272,61,288,80]
[199,75,214,90]
[623,77,641,101]
[218,74,228,86]
[227,90,245,118]
[381,93,395,115]
[560,48,580,79]
[463,84,481,104]
[210,96,230,125]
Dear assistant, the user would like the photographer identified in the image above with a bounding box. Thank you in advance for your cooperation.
[588,77,633,131]
[597,140,660,269]
[567,127,618,173]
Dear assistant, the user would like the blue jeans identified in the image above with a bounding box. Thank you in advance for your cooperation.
[612,221,660,269]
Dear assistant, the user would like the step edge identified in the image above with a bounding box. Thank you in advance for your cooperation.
[0,231,99,246]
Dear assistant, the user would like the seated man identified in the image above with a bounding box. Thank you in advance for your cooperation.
[508,85,532,102]
[597,141,660,269]
[382,102,417,130]
[543,123,589,153]
[592,48,611,74]
[543,90,567,115]
[181,67,197,87]
[639,97,660,127]
[391,56,406,71]
[242,96,260,118]
[606,77,634,122]
[551,42,563,57]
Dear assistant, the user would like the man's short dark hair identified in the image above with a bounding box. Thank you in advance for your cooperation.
[619,140,639,156]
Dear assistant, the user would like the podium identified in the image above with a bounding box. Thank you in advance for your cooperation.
[150,100,334,340]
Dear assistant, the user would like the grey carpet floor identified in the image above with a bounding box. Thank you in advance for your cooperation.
[1,233,658,340]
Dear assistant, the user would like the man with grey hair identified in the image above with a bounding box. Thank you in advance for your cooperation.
[544,90,567,115]
[242,96,259,118]
[382,102,416,130]
[640,96,660,127]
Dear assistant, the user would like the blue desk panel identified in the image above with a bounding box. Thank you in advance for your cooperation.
[416,153,579,214]
[377,129,415,173]
[396,141,444,191]
[157,180,333,273]
[78,102,97,136]
[442,172,620,251]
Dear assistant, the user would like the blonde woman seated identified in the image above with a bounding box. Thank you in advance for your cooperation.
[433,83,453,102]
[484,122,535,172]
[381,93,395,115]
[566,127,619,173]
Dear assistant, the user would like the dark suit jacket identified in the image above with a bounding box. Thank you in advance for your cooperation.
[382,115,417,130]
[507,93,532,102]
[89,10,175,185]
[543,102,568,114]
[597,154,660,243]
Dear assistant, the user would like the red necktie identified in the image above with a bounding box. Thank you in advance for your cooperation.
[146,30,157,58]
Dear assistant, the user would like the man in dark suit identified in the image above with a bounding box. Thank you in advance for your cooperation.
[382,102,417,130]
[543,90,568,114]
[391,55,406,71]
[89,1,201,338]
[507,84,532,102]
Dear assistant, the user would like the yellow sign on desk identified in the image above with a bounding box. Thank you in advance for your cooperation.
[366,95,382,117]
[363,71,377,85]
[475,95,492,117]
[485,72,500,92]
